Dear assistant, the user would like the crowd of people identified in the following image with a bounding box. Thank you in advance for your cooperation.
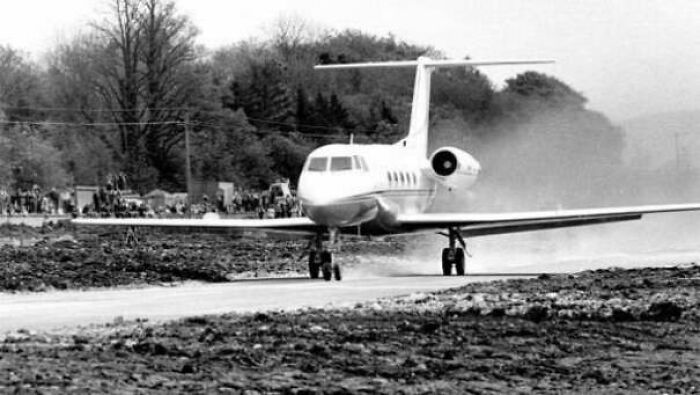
[229,189,302,219]
[2,172,303,220]
[80,175,302,219]
[0,186,73,216]
[80,173,145,217]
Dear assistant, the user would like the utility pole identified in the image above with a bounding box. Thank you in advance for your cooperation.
[185,111,193,208]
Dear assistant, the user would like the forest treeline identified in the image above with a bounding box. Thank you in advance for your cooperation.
[0,0,645,208]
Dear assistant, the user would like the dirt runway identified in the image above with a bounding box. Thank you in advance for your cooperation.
[0,274,521,333]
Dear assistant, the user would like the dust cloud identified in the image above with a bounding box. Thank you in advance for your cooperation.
[344,253,438,278]
[395,109,700,275]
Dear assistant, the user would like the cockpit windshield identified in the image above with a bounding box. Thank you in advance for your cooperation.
[307,157,328,171]
[330,157,353,171]
[307,155,369,172]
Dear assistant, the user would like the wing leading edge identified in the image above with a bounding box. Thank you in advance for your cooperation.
[396,203,700,237]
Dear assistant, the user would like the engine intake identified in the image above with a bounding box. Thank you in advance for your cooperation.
[431,150,458,176]
[429,147,480,190]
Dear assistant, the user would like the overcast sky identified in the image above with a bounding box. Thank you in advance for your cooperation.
[1,0,699,121]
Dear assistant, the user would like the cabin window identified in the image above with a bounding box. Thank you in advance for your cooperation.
[412,173,417,185]
[392,172,398,183]
[330,156,353,171]
[307,157,328,172]
[399,172,405,185]
[386,172,392,183]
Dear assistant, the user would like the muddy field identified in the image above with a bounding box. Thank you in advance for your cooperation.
[0,224,403,292]
[1,263,698,393]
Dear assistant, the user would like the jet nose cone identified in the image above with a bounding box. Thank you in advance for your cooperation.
[297,173,345,206]
[301,195,378,228]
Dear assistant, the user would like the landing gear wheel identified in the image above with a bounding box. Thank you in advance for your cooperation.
[308,251,320,279]
[321,250,333,281]
[455,248,465,276]
[332,263,342,281]
[441,248,453,276]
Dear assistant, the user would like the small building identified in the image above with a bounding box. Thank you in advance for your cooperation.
[190,181,234,205]
[75,185,99,212]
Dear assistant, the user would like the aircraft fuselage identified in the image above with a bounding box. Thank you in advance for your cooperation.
[297,143,480,232]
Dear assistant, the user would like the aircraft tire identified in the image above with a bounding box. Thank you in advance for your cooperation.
[321,251,333,281]
[333,262,342,281]
[308,251,320,279]
[455,248,465,276]
[441,248,452,276]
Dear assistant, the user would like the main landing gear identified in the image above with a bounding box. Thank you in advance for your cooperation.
[441,227,466,276]
[307,228,342,281]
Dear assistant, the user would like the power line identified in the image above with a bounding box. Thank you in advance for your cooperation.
[0,119,370,142]
[0,104,400,135]
[243,116,395,136]
[0,105,190,113]
[0,120,185,127]
[190,120,368,142]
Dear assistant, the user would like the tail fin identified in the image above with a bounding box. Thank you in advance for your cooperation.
[315,57,554,157]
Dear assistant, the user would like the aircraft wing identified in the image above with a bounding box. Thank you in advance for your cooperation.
[396,203,700,237]
[72,217,319,236]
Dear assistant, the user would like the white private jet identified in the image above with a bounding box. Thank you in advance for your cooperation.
[74,57,700,281]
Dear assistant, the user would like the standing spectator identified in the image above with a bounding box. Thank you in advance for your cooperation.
[244,190,253,212]
[251,192,260,213]
[20,189,29,214]
[285,194,294,218]
[233,190,242,213]
[260,191,270,211]
[92,190,101,213]
[216,191,225,212]
[274,198,284,219]
[257,193,266,219]
[0,189,7,215]
[48,188,60,214]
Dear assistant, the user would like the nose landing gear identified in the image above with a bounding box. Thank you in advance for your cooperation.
[307,228,342,281]
[440,227,467,276]
[308,250,321,279]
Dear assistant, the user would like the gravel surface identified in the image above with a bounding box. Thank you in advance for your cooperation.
[1,265,698,393]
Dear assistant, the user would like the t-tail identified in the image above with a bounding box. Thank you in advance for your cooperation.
[315,57,554,157]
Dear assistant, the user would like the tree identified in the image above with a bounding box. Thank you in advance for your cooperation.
[432,67,495,123]
[61,0,203,192]
[190,109,276,189]
[0,45,45,121]
[503,71,587,110]
[0,125,70,190]
[268,13,316,62]
[228,55,295,130]
[295,86,312,131]
[264,133,312,185]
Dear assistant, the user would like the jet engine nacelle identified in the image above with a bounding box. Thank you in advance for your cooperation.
[429,146,481,190]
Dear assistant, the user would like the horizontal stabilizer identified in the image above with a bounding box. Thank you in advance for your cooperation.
[314,58,554,70]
